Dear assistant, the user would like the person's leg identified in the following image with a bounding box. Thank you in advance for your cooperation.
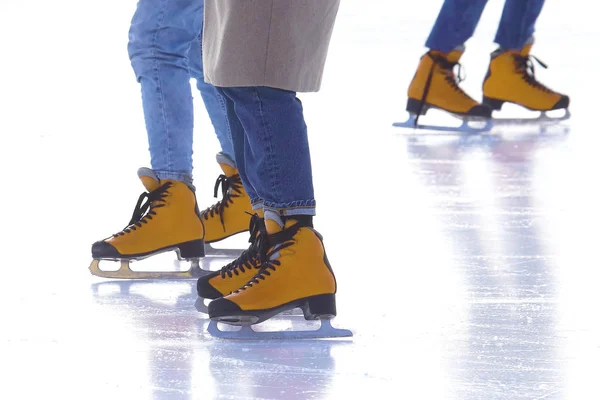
[195,90,268,301]
[207,87,341,330]
[128,0,204,185]
[482,0,569,112]
[188,36,235,162]
[425,0,488,53]
[219,87,315,217]
[407,0,492,123]
[90,0,207,278]
[494,0,545,50]
[188,33,253,245]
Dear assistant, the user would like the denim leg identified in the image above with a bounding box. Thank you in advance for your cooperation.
[215,87,261,206]
[188,34,235,162]
[218,87,315,216]
[494,0,545,49]
[425,0,488,53]
[127,0,204,184]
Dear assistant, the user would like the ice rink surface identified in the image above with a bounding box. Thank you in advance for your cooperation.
[1,0,598,398]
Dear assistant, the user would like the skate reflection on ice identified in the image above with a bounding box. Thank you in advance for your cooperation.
[90,280,350,399]
[91,280,201,398]
[401,131,570,398]
[203,336,350,399]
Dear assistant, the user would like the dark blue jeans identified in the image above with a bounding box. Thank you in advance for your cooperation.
[426,0,546,53]
[216,87,316,216]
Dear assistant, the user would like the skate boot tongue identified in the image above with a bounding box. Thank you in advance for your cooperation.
[519,43,533,57]
[265,219,284,235]
[216,153,239,178]
[264,215,309,235]
[445,49,463,64]
[429,49,463,64]
[137,167,161,192]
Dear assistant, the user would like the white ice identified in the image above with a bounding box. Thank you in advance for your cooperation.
[1,0,599,399]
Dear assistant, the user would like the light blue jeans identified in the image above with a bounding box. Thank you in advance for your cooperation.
[127,0,316,215]
[127,0,234,185]
[426,0,546,53]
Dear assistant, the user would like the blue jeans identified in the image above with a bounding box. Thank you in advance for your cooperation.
[426,0,546,53]
[217,87,316,216]
[127,0,234,185]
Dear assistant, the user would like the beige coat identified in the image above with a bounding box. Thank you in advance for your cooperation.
[202,0,340,92]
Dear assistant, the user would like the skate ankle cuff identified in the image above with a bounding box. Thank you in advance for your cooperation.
[283,215,313,228]
[153,170,194,189]
[216,152,237,169]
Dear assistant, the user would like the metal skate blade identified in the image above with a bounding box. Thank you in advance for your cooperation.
[195,297,209,314]
[491,109,571,126]
[207,319,353,340]
[204,243,244,258]
[89,259,211,280]
[393,114,492,134]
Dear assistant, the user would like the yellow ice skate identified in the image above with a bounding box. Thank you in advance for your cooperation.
[207,216,352,339]
[395,49,492,133]
[482,43,570,122]
[89,168,205,279]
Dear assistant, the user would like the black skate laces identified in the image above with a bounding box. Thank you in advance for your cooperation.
[201,173,243,230]
[232,222,304,293]
[415,53,469,126]
[513,54,552,93]
[114,182,171,237]
[218,213,265,278]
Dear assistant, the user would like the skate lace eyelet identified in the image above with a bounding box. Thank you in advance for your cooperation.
[112,183,170,237]
[201,174,244,228]
[514,54,551,93]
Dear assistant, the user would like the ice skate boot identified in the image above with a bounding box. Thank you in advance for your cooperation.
[195,212,265,313]
[207,216,353,339]
[201,153,253,257]
[482,43,570,123]
[394,49,492,133]
[89,168,206,279]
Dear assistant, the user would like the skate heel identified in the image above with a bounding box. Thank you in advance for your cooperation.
[178,238,205,259]
[406,97,429,115]
[302,294,337,320]
[482,96,504,111]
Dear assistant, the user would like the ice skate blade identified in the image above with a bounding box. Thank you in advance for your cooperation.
[393,114,492,134]
[89,259,211,280]
[491,109,571,126]
[204,243,244,258]
[207,319,353,340]
[195,297,209,314]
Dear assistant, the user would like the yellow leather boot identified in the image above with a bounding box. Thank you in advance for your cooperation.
[207,216,338,325]
[201,154,253,244]
[91,168,205,262]
[482,44,569,111]
[407,50,491,119]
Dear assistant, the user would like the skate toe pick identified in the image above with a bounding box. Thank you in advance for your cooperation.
[91,241,120,258]
[196,273,223,299]
[208,297,243,318]
[470,104,493,118]
[553,95,570,110]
